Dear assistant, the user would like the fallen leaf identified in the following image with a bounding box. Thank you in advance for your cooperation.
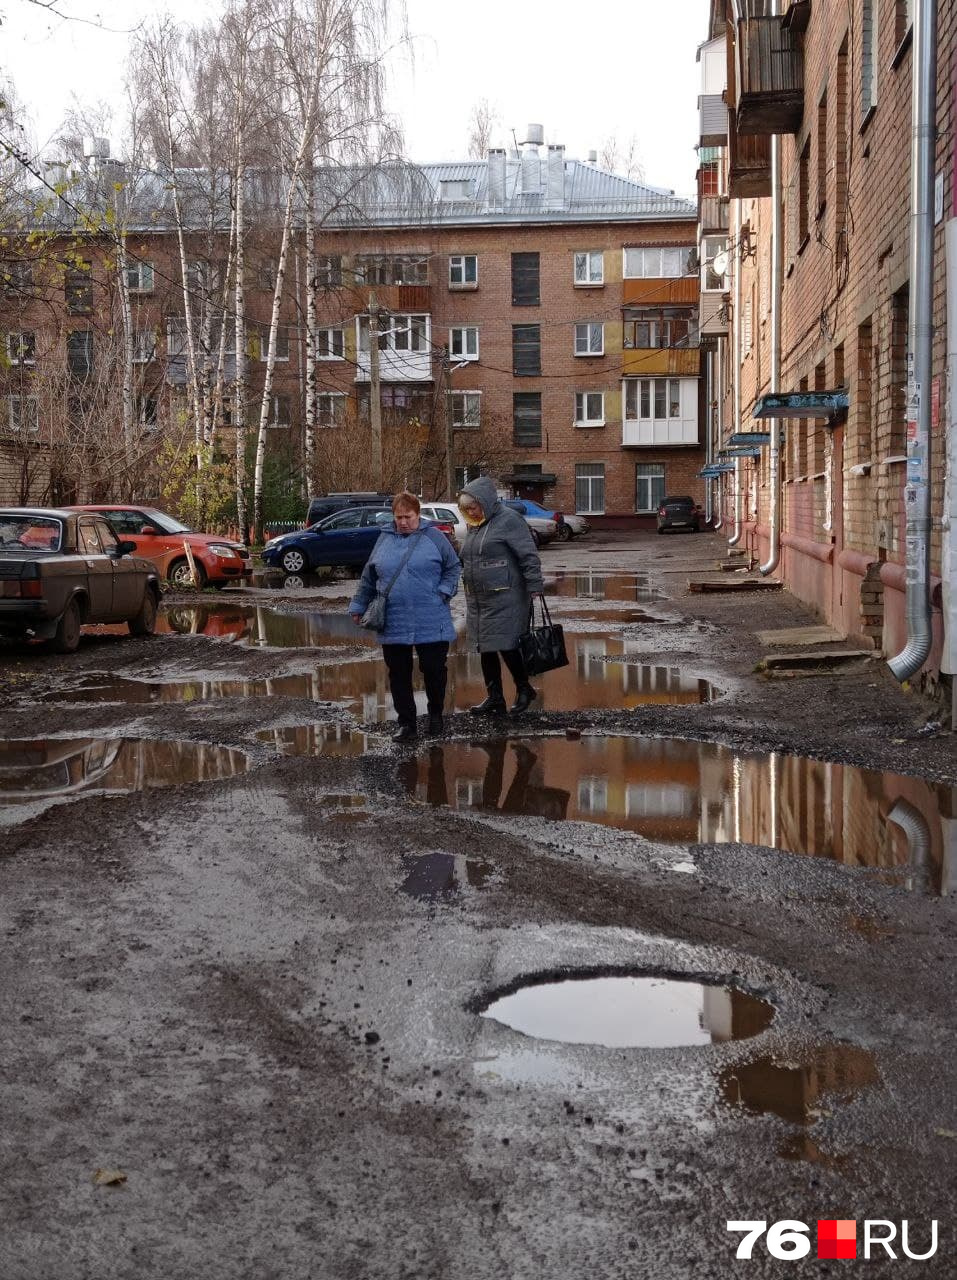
[935,1128,957,1140]
[92,1168,127,1186]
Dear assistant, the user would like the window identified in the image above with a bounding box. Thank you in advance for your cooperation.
[450,391,481,428]
[574,250,604,285]
[624,379,683,421]
[78,520,104,555]
[856,318,875,465]
[895,0,912,45]
[269,394,291,428]
[700,235,728,292]
[316,255,342,287]
[358,314,429,353]
[699,147,723,197]
[623,309,697,349]
[65,261,92,314]
[440,179,475,200]
[636,463,665,513]
[132,329,156,363]
[358,385,433,421]
[7,394,38,434]
[258,327,289,361]
[511,252,540,305]
[513,324,541,375]
[136,395,158,429]
[578,777,608,813]
[816,91,828,216]
[354,255,428,286]
[890,284,908,455]
[67,330,93,379]
[575,463,605,514]
[836,39,849,234]
[455,464,482,490]
[316,392,347,427]
[3,260,33,295]
[449,254,478,287]
[623,246,696,278]
[798,139,811,244]
[513,392,542,446]
[6,331,35,364]
[743,294,753,355]
[316,327,344,360]
[325,509,364,529]
[449,326,479,360]
[575,392,605,427]
[255,261,276,291]
[125,261,154,293]
[574,323,604,356]
[861,0,878,118]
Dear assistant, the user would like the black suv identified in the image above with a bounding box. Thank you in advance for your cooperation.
[306,492,392,527]
[656,496,703,533]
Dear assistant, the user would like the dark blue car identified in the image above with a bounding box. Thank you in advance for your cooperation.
[261,507,392,574]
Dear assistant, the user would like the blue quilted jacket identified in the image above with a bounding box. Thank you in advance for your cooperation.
[349,520,461,645]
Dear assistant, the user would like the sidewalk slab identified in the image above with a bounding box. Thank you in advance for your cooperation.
[755,625,844,647]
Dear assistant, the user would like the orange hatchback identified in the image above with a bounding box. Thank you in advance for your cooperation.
[69,505,251,588]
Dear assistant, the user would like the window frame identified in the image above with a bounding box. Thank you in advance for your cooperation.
[635,462,666,513]
[512,323,542,376]
[512,391,543,447]
[259,327,290,362]
[7,393,39,434]
[316,327,344,361]
[450,390,482,429]
[6,331,36,365]
[449,325,480,360]
[316,391,347,428]
[125,261,155,294]
[132,329,157,364]
[574,391,605,428]
[574,322,604,357]
[622,246,696,279]
[449,254,478,289]
[511,252,541,306]
[573,250,604,286]
[575,462,606,515]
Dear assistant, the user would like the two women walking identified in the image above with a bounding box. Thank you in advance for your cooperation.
[349,480,544,740]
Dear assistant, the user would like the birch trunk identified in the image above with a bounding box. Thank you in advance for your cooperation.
[234,136,248,542]
[303,169,317,495]
[115,231,135,482]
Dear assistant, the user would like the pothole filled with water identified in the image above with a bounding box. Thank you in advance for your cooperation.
[0,736,249,811]
[546,571,665,603]
[478,973,774,1048]
[402,736,953,894]
[41,673,329,705]
[255,723,371,757]
[400,851,494,900]
[158,604,376,648]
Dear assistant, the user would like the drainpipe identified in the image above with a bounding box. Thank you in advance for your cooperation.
[888,0,938,682]
[705,348,714,523]
[943,220,957,726]
[714,337,725,528]
[761,53,784,575]
[729,201,744,545]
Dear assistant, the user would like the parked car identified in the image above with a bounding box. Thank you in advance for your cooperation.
[0,508,161,652]
[305,492,393,527]
[502,500,559,548]
[656,496,703,533]
[420,502,468,550]
[262,506,393,573]
[69,505,251,588]
[505,497,590,542]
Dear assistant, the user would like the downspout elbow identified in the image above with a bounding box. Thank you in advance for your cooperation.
[887,631,933,682]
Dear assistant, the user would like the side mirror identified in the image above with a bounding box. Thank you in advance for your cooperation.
[140,525,159,535]
[116,540,138,556]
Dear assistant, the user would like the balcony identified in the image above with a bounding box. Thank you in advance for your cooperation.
[736,16,804,136]
[622,277,699,307]
[622,348,700,378]
[699,292,729,338]
[699,93,728,147]
[728,112,771,197]
[699,195,730,233]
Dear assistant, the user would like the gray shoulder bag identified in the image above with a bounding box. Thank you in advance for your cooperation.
[359,533,421,630]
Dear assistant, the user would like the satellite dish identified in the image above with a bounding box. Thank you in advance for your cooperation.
[712,249,729,278]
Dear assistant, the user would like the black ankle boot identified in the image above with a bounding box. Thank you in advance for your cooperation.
[510,684,538,714]
[470,687,507,716]
[392,722,417,743]
[426,713,444,736]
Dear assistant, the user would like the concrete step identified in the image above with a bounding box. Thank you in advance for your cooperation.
[688,576,783,593]
[755,625,844,647]
[760,647,874,675]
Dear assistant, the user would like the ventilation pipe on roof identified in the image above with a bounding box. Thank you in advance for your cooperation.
[546,144,565,208]
[888,0,938,682]
[587,150,598,164]
[760,26,784,577]
[487,148,506,210]
[728,199,744,546]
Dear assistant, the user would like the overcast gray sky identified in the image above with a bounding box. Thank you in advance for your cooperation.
[3,0,706,195]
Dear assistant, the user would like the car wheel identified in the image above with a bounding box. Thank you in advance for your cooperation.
[168,557,206,589]
[51,599,82,654]
[283,573,306,589]
[281,547,307,574]
[128,589,158,637]
[557,524,572,542]
[531,530,542,549]
[657,527,665,535]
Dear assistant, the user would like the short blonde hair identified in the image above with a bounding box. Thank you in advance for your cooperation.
[392,490,420,515]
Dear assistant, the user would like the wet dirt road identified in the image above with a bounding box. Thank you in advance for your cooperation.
[1,530,956,1279]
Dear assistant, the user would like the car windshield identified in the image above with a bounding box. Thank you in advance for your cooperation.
[140,508,191,534]
[0,515,62,552]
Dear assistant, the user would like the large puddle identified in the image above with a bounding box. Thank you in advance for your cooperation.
[157,604,377,648]
[546,571,665,603]
[400,852,494,900]
[401,736,955,894]
[480,974,774,1048]
[0,736,248,813]
[255,723,371,757]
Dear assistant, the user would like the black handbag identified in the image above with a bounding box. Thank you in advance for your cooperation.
[518,595,569,676]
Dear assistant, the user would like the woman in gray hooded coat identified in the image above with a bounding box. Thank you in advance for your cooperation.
[458,476,545,714]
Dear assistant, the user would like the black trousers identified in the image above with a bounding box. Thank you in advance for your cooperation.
[382,641,450,726]
[480,648,528,692]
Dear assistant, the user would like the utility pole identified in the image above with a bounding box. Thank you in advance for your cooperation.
[369,292,383,488]
[443,347,455,500]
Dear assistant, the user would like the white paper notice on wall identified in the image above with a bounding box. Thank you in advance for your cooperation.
[936,172,944,225]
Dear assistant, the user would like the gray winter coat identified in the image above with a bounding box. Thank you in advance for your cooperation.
[460,476,544,651]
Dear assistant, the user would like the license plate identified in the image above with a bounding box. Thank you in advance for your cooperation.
[670,520,688,526]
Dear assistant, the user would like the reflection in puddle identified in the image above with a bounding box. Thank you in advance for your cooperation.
[0,737,248,810]
[720,1045,878,1162]
[547,571,665,603]
[558,608,661,625]
[158,603,376,648]
[255,723,370,757]
[316,640,714,717]
[481,975,773,1048]
[399,851,493,900]
[402,737,954,895]
[44,673,330,705]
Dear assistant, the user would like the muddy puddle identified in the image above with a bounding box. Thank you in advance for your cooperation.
[400,851,494,900]
[480,974,773,1048]
[401,736,955,894]
[157,603,376,648]
[0,736,248,814]
[41,672,331,705]
[546,571,665,603]
[255,723,372,757]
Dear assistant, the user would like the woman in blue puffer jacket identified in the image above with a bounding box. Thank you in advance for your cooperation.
[349,491,461,743]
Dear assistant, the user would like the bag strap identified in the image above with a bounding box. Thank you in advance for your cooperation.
[528,593,551,628]
[380,531,421,599]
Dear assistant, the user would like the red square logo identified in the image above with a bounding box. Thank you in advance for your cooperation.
[818,1220,857,1260]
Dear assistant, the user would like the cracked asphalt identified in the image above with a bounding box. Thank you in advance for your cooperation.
[1,530,955,1279]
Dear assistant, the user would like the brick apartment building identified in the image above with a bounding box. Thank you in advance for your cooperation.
[699,0,957,690]
[0,135,703,526]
